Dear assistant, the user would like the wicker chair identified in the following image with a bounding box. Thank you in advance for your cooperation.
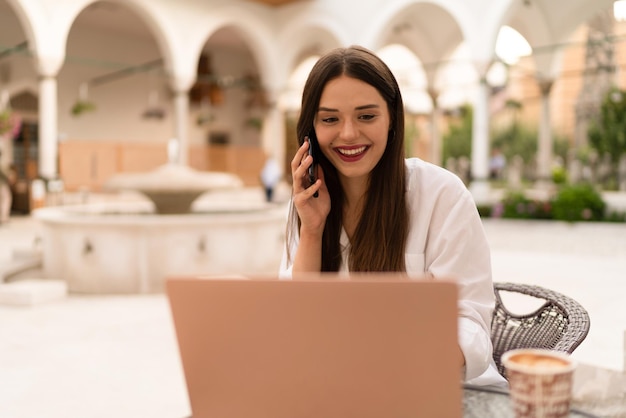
[491,282,591,375]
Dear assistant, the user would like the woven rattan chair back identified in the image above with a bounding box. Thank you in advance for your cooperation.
[491,282,591,375]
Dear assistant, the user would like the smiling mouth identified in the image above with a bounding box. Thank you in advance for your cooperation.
[337,146,368,156]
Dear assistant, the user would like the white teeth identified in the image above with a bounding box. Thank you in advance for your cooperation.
[338,146,366,156]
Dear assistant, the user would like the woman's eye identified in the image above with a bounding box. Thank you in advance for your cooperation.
[321,117,338,123]
[359,114,376,121]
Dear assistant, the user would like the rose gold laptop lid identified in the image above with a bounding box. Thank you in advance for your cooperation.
[166,275,462,418]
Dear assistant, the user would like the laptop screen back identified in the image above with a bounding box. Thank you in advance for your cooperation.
[166,276,462,418]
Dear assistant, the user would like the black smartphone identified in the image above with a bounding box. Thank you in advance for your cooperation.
[306,130,319,198]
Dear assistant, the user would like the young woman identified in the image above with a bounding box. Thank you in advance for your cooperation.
[280,45,506,387]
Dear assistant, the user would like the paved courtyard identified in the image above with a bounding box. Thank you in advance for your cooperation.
[0,200,625,417]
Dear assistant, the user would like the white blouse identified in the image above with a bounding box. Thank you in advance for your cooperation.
[280,158,508,387]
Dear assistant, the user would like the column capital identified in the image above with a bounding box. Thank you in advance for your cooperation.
[426,87,439,102]
[168,74,195,94]
[472,59,495,81]
[537,78,554,95]
[36,55,63,78]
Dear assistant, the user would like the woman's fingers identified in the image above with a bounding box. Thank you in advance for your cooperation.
[291,140,313,192]
[291,140,327,207]
[290,142,330,233]
[299,179,321,200]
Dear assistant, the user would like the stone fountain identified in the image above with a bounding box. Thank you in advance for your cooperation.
[103,162,244,214]
[33,139,287,294]
[103,138,244,214]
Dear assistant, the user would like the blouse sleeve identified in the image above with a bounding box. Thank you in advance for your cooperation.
[279,245,294,279]
[422,181,495,381]
[279,216,297,279]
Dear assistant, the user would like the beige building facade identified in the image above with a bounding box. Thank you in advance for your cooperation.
[0,0,620,203]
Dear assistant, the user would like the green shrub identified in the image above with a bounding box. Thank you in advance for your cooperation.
[476,204,492,217]
[605,210,626,223]
[551,184,606,222]
[500,190,552,220]
[551,166,567,184]
[479,183,623,223]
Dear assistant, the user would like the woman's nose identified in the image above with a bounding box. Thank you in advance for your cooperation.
[339,120,357,140]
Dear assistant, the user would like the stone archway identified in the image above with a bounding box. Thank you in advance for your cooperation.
[0,1,38,198]
[189,25,270,186]
[57,0,170,192]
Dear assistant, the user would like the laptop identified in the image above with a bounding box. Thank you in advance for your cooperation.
[166,275,462,418]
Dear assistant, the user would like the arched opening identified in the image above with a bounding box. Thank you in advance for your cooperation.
[0,1,36,213]
[58,0,167,192]
[192,25,268,186]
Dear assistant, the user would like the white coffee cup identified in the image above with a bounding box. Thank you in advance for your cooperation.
[502,348,577,418]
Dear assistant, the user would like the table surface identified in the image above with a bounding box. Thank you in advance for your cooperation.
[463,384,599,418]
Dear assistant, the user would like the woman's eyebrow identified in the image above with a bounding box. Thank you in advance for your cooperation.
[355,104,380,110]
[318,104,380,112]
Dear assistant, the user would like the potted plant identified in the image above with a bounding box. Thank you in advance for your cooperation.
[0,108,21,139]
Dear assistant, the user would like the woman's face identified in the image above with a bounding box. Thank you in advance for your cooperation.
[314,75,390,184]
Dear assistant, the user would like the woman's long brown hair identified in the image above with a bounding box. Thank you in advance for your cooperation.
[286,45,409,272]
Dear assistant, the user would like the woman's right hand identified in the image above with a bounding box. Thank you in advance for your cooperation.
[291,140,331,237]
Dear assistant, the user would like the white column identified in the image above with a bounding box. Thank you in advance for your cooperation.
[38,75,58,179]
[427,88,441,166]
[261,91,286,176]
[536,79,554,189]
[469,76,491,204]
[172,89,189,166]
